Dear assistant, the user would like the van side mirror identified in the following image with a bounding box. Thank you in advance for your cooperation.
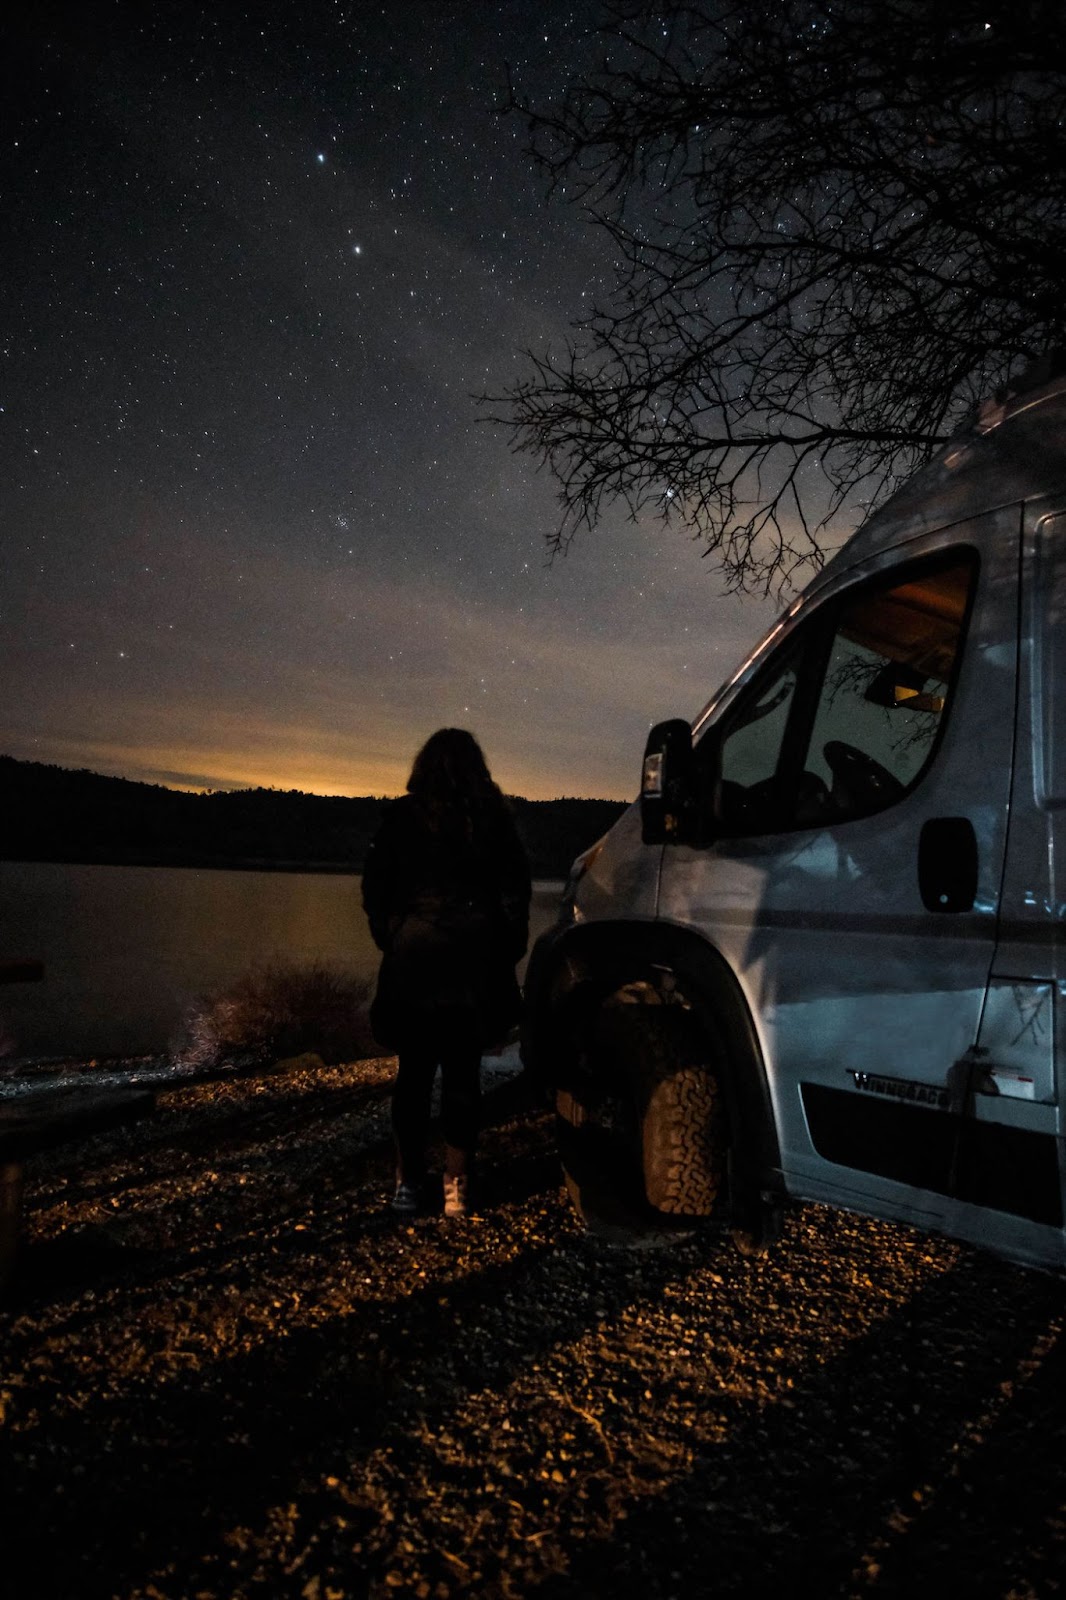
[641,719,695,845]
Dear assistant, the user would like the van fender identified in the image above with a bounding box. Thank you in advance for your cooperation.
[526,919,784,1237]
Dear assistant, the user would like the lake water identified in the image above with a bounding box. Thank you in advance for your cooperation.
[0,861,565,1061]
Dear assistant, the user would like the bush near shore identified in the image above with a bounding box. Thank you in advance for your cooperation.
[178,961,377,1072]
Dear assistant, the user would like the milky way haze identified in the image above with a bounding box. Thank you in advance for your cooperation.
[2,1,773,801]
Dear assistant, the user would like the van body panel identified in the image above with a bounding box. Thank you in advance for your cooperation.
[1032,509,1066,813]
[570,800,659,927]
[992,503,1066,987]
[945,497,1066,1263]
[653,510,1020,1240]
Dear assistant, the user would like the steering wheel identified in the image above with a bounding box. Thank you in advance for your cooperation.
[823,740,905,808]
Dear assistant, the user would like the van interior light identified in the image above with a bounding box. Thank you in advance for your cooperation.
[894,685,946,713]
[865,661,938,710]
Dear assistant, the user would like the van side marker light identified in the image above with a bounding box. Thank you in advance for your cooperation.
[642,751,665,797]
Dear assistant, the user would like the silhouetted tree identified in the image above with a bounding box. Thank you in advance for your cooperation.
[493,0,1066,593]
[0,756,624,877]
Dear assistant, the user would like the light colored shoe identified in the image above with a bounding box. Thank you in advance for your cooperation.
[443,1174,469,1218]
[390,1180,422,1215]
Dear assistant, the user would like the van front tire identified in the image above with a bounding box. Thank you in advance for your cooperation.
[555,985,726,1239]
[642,1062,724,1215]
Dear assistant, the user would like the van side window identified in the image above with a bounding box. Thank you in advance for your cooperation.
[714,553,976,833]
[714,646,805,833]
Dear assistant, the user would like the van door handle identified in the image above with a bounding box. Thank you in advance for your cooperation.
[918,817,978,913]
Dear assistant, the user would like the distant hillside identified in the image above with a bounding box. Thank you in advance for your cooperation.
[0,755,628,880]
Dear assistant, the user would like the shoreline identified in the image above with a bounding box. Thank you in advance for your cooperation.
[3,852,366,874]
[0,1039,527,1097]
[2,855,568,886]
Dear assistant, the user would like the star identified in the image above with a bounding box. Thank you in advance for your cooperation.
[2,0,776,809]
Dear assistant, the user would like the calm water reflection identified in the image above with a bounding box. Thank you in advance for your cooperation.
[0,861,564,1059]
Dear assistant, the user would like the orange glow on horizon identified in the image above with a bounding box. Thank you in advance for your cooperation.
[19,735,629,804]
[162,757,631,803]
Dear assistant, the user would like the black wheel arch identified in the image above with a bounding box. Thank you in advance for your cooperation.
[523,918,784,1229]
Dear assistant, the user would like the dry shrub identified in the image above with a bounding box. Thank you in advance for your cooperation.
[178,961,377,1071]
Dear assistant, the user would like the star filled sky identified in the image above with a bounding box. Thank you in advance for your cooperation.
[2,0,775,802]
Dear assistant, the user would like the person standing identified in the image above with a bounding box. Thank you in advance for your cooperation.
[362,729,532,1217]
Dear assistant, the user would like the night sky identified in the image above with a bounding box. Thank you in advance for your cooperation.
[2,0,773,803]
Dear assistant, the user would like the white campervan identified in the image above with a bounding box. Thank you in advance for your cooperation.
[524,362,1066,1272]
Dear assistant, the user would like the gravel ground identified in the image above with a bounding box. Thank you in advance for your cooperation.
[3,1054,1066,1600]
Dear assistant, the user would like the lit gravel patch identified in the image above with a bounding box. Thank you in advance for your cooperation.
[2,1055,1065,1598]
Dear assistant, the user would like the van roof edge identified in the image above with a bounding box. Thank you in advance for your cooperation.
[974,353,1066,434]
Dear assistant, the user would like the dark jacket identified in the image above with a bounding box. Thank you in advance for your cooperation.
[362,794,532,1051]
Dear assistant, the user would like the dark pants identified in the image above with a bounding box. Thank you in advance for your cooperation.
[392,1037,482,1181]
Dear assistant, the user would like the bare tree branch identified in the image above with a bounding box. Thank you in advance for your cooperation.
[486,0,1066,594]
